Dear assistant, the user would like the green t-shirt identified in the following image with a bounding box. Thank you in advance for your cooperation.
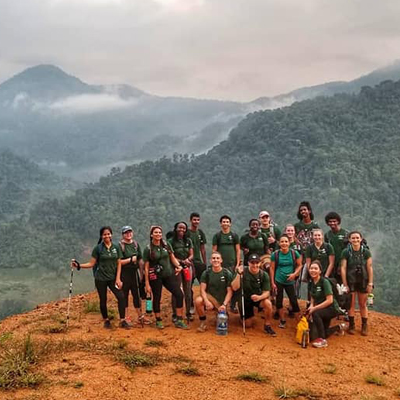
[260,223,282,251]
[92,243,122,281]
[212,231,240,268]
[187,228,207,264]
[143,242,174,278]
[200,268,232,305]
[309,278,340,314]
[325,229,348,268]
[294,220,319,250]
[240,232,268,265]
[305,242,334,275]
[271,250,300,285]
[167,237,193,261]
[235,267,270,300]
[341,247,372,284]
[118,241,142,269]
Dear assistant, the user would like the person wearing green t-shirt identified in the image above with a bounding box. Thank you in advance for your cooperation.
[71,226,130,329]
[187,212,207,283]
[294,201,319,252]
[324,212,349,283]
[143,226,188,330]
[306,260,345,348]
[119,225,149,326]
[270,235,302,328]
[212,214,241,313]
[259,210,282,252]
[168,221,194,323]
[231,253,276,336]
[240,219,269,266]
[195,251,233,333]
[341,231,373,336]
[305,229,335,277]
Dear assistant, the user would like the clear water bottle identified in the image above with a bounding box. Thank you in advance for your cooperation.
[301,329,309,348]
[367,293,374,308]
[146,293,152,314]
[216,310,228,336]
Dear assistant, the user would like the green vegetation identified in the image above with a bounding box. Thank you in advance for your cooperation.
[322,363,337,374]
[83,300,100,314]
[235,371,269,383]
[2,79,400,318]
[365,374,385,386]
[274,385,320,399]
[144,338,165,348]
[117,351,158,371]
[176,365,200,376]
[74,381,84,389]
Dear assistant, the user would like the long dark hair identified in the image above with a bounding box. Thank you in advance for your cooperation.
[149,225,169,260]
[98,226,113,244]
[297,201,314,221]
[172,221,189,242]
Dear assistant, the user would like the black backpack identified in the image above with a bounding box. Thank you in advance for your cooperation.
[324,277,351,314]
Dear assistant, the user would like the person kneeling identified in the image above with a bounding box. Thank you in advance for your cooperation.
[195,252,233,332]
[307,260,345,348]
[231,254,276,336]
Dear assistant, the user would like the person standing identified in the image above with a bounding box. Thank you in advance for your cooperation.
[259,210,282,252]
[305,229,335,277]
[212,215,241,312]
[324,212,349,283]
[240,219,269,266]
[71,226,130,329]
[294,201,319,252]
[231,254,277,336]
[187,212,207,283]
[341,231,373,336]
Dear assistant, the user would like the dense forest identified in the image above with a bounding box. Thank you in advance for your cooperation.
[1,80,400,318]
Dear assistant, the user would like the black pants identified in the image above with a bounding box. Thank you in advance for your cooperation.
[310,306,339,340]
[121,269,141,309]
[95,279,125,320]
[149,274,183,314]
[276,282,300,313]
[193,261,206,283]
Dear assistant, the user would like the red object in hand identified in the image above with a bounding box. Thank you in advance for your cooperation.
[182,266,191,282]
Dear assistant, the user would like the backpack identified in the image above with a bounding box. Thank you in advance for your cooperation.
[215,231,238,247]
[243,267,264,295]
[93,242,104,277]
[119,240,138,257]
[324,277,350,314]
[273,249,296,267]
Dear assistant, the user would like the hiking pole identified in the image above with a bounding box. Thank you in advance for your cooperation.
[240,273,246,336]
[67,261,80,330]
[186,264,193,326]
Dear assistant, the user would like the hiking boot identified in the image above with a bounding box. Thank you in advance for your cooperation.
[119,320,132,329]
[312,338,328,348]
[174,319,189,330]
[197,321,207,333]
[361,323,368,336]
[278,320,286,329]
[264,325,277,337]
[155,320,164,329]
[347,324,355,335]
[103,320,112,329]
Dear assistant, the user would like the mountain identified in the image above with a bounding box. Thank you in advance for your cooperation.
[0,291,398,400]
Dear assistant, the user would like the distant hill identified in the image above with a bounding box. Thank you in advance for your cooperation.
[2,61,400,179]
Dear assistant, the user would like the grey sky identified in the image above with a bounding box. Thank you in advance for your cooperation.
[1,0,400,101]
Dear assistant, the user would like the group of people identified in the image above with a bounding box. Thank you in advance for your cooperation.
[71,201,374,348]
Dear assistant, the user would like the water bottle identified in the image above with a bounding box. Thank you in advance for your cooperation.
[182,266,191,282]
[216,310,228,336]
[146,293,152,314]
[301,329,309,348]
[367,293,374,308]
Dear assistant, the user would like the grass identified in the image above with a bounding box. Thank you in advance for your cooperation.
[144,338,165,348]
[117,350,158,371]
[274,384,320,399]
[74,381,84,389]
[165,354,192,364]
[322,363,337,374]
[0,335,43,390]
[365,374,385,386]
[0,332,13,345]
[235,372,269,383]
[176,365,200,376]
[112,339,128,350]
[83,300,100,313]
[41,325,66,334]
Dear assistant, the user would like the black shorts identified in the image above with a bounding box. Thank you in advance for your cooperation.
[349,281,368,293]
[239,299,261,320]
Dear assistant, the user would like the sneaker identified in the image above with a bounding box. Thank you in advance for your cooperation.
[197,321,207,333]
[264,325,277,337]
[155,320,164,329]
[172,314,178,323]
[312,338,328,348]
[119,320,131,329]
[174,319,189,329]
[137,315,152,325]
[361,324,368,336]
[103,320,112,329]
[278,320,286,329]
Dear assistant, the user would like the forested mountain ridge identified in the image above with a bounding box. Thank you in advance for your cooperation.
[1,79,397,318]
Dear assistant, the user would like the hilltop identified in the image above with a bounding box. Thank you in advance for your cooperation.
[0,290,399,400]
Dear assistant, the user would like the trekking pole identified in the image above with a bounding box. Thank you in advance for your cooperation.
[240,273,246,336]
[67,261,80,330]
[186,264,193,326]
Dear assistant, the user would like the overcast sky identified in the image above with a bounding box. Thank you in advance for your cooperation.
[1,0,400,101]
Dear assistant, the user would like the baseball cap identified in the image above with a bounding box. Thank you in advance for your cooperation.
[248,254,261,262]
[259,211,270,218]
[121,225,133,233]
